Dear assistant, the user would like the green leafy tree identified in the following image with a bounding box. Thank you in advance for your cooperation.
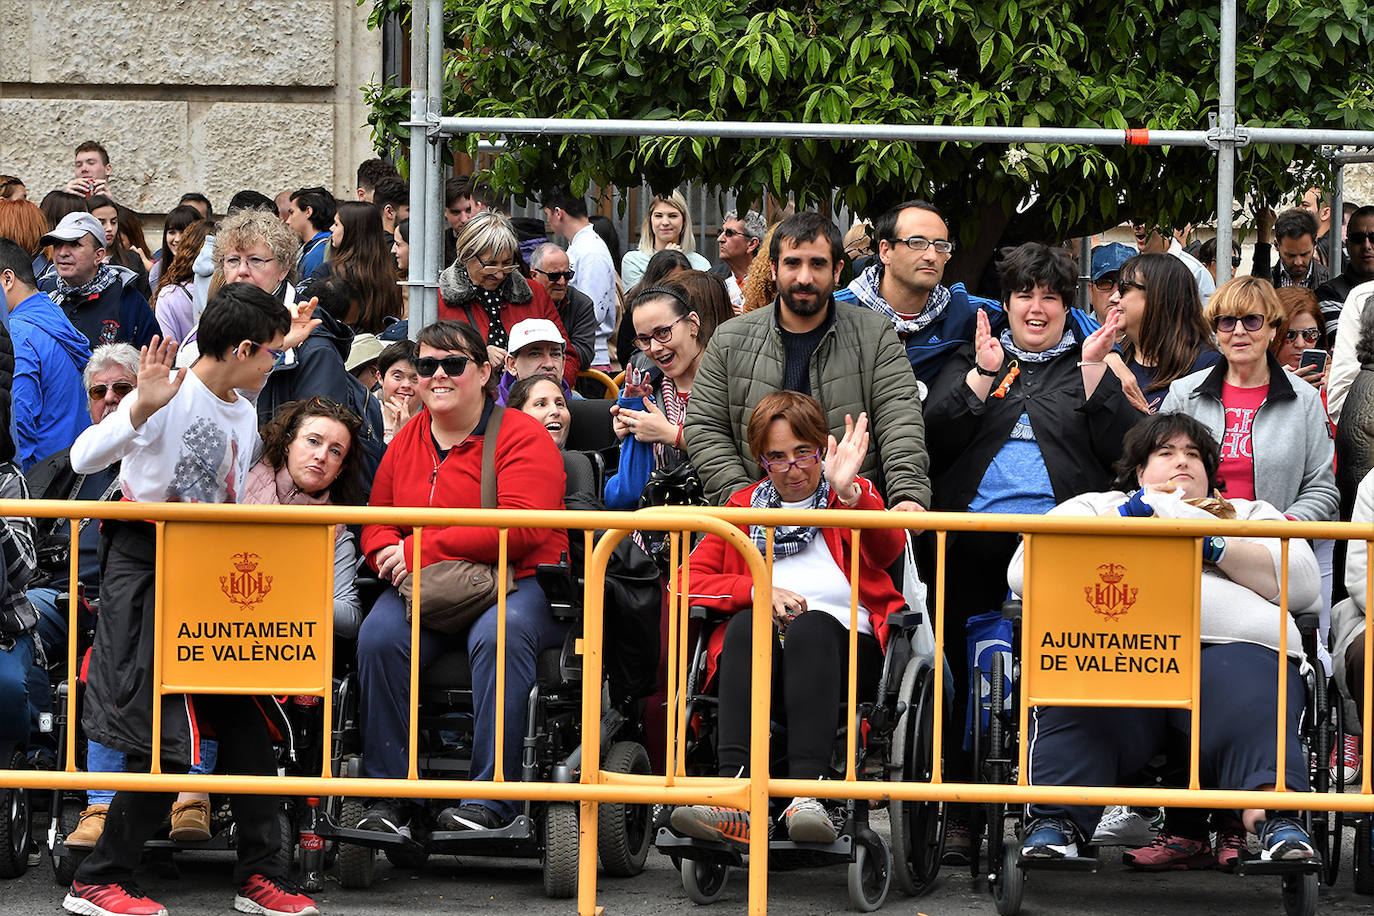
[364,0,1374,285]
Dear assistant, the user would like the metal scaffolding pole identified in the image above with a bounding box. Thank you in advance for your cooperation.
[422,0,444,332]
[405,0,429,341]
[1214,0,1238,286]
[1332,163,1345,275]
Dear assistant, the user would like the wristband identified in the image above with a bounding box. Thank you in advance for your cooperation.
[1202,535,1227,564]
[974,364,1000,377]
[1118,489,1153,518]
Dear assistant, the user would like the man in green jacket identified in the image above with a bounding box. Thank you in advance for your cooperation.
[684,211,932,511]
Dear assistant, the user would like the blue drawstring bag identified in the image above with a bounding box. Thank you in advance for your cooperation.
[963,609,1013,751]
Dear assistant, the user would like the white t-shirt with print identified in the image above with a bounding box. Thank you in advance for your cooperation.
[70,368,260,504]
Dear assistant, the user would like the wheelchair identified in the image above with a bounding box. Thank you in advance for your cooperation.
[979,600,1332,916]
[319,556,654,899]
[652,601,944,912]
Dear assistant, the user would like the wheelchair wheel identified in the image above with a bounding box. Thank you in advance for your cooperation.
[991,841,1024,916]
[334,799,376,889]
[1281,871,1318,916]
[847,831,892,912]
[598,741,651,877]
[0,752,31,878]
[270,807,296,877]
[889,662,944,895]
[984,653,1009,879]
[50,797,84,886]
[541,802,578,899]
[681,857,730,905]
[1354,817,1373,895]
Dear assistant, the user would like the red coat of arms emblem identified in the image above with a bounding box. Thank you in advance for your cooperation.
[220,552,274,610]
[1084,562,1136,621]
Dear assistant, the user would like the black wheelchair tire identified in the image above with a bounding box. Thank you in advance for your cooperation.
[334,799,377,889]
[1281,870,1318,916]
[681,857,730,905]
[50,796,84,886]
[889,661,944,896]
[847,831,892,912]
[598,741,652,877]
[542,802,579,899]
[0,752,31,878]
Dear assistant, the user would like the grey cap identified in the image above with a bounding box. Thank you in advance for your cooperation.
[39,212,106,249]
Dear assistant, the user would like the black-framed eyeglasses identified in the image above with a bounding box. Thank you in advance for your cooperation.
[1092,275,1119,292]
[719,228,748,239]
[632,314,689,349]
[415,355,472,378]
[1348,231,1374,247]
[1118,279,1147,295]
[890,236,954,254]
[1214,313,1266,333]
[1285,327,1321,344]
[533,268,575,282]
[760,449,822,473]
[474,253,518,274]
[88,381,134,400]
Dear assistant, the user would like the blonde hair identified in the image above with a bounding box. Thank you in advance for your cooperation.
[454,209,518,265]
[1203,275,1285,328]
[636,191,695,256]
[210,210,300,296]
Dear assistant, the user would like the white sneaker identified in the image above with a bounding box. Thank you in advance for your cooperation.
[782,797,838,843]
[1092,806,1159,847]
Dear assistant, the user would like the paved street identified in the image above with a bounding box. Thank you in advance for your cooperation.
[7,808,1373,914]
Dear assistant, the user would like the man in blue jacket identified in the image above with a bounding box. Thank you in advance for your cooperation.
[39,212,159,351]
[835,200,997,387]
[0,238,91,470]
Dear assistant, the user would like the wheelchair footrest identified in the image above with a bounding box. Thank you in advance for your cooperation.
[1017,853,1099,873]
[1235,857,1322,877]
[654,827,745,865]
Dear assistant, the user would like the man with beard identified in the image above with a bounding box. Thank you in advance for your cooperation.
[684,211,931,510]
[834,200,992,385]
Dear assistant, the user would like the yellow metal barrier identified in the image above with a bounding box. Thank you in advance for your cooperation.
[2,498,1372,916]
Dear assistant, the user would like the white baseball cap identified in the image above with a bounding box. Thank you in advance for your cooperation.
[507,318,564,354]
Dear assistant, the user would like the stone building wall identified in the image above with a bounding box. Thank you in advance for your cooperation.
[0,0,382,214]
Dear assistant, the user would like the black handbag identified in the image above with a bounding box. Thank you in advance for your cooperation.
[637,456,707,575]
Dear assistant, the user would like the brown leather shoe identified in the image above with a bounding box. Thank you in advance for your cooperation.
[64,804,109,849]
[168,798,212,842]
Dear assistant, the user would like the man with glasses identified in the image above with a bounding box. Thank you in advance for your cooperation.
[711,209,766,308]
[835,200,994,385]
[39,212,160,351]
[1087,242,1135,323]
[528,242,596,371]
[1129,216,1216,307]
[541,190,617,370]
[1326,206,1374,421]
[686,211,931,511]
[0,237,90,471]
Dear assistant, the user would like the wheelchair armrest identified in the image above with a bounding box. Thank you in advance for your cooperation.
[1292,609,1321,633]
[1002,599,1022,621]
[537,555,580,620]
[886,607,924,633]
[690,604,735,622]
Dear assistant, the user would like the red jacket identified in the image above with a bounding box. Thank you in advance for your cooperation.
[685,476,906,660]
[438,274,582,389]
[361,400,568,579]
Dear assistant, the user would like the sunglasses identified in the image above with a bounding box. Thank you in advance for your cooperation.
[415,355,471,378]
[247,341,287,368]
[534,268,575,282]
[1348,232,1374,247]
[88,381,134,400]
[719,228,748,239]
[1214,313,1266,333]
[1118,278,1147,294]
[1285,328,1321,343]
[1092,275,1119,292]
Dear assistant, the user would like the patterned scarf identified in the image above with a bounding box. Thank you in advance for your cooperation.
[999,326,1078,363]
[652,376,689,466]
[476,286,508,349]
[750,475,831,558]
[847,264,950,335]
[55,263,119,303]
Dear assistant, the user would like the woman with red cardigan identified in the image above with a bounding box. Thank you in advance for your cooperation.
[437,209,580,389]
[669,392,905,849]
[355,320,568,837]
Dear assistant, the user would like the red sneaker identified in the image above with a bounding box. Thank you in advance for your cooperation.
[233,874,319,916]
[1122,833,1216,870]
[64,882,169,916]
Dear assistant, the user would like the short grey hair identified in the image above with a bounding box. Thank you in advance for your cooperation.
[83,343,139,390]
[454,209,518,265]
[723,208,767,242]
[529,242,567,272]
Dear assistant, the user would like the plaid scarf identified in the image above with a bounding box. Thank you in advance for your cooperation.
[846,263,951,335]
[55,263,120,303]
[750,476,831,558]
[999,326,1077,363]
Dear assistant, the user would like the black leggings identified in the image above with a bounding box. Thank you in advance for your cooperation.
[715,609,882,779]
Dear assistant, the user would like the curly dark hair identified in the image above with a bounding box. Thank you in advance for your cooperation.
[1111,413,1222,494]
[259,397,366,505]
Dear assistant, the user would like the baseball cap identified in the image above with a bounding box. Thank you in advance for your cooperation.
[346,333,385,373]
[507,318,564,354]
[39,212,106,249]
[1090,242,1135,282]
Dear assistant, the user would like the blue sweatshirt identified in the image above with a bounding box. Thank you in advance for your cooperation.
[10,292,92,470]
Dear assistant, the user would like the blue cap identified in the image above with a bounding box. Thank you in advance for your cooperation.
[1090,242,1135,282]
